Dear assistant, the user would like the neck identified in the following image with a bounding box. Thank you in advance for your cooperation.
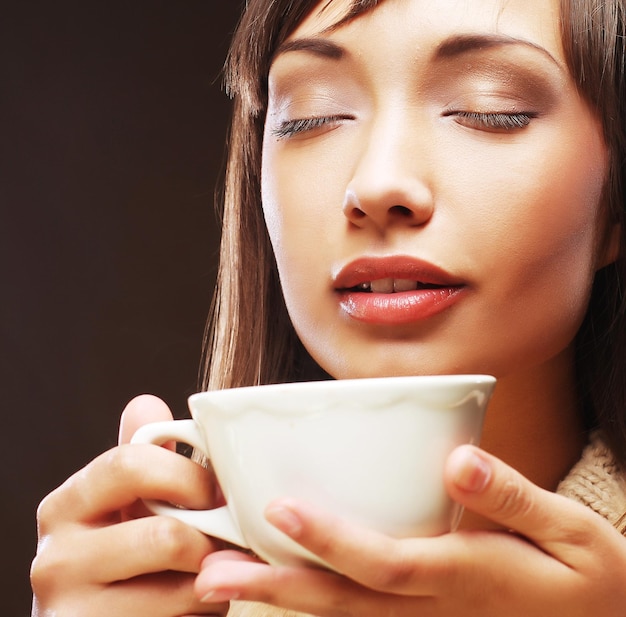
[460,345,587,530]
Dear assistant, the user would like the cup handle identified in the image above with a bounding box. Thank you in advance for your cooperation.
[130,420,248,548]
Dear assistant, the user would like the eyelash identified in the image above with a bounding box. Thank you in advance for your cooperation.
[445,110,537,130]
[272,110,536,139]
[272,114,353,139]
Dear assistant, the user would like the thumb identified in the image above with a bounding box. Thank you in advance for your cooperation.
[118,394,174,445]
[444,445,600,560]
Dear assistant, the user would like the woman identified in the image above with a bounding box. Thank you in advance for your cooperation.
[31,0,626,615]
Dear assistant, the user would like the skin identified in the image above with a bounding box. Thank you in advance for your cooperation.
[31,0,626,615]
[192,0,626,614]
[30,396,229,616]
[261,0,616,507]
[262,0,611,382]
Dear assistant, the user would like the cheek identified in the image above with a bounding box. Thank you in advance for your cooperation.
[456,113,607,275]
[262,142,349,361]
[456,126,607,361]
[261,142,346,270]
[262,153,319,340]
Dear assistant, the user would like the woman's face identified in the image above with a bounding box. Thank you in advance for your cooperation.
[261,0,618,380]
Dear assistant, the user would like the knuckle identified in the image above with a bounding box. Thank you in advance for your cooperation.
[146,515,192,562]
[315,531,341,559]
[35,476,83,534]
[30,540,71,596]
[29,553,49,595]
[102,444,137,479]
[557,519,594,548]
[35,492,60,535]
[552,505,603,550]
[98,444,153,490]
[368,553,417,591]
[491,475,534,521]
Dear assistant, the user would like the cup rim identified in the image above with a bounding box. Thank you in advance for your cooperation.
[189,374,496,406]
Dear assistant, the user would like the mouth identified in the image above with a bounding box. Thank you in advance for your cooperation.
[349,279,447,293]
[332,256,467,325]
[333,255,465,292]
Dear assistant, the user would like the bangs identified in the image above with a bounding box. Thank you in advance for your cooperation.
[225,0,381,115]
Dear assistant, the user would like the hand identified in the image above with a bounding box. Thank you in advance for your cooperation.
[31,395,228,617]
[194,445,626,616]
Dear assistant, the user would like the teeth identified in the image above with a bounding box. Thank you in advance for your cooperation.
[370,278,394,293]
[394,279,419,292]
[360,279,421,293]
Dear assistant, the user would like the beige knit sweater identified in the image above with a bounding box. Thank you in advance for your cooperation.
[555,431,626,533]
[228,432,626,617]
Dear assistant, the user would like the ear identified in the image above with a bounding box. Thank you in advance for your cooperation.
[597,222,621,270]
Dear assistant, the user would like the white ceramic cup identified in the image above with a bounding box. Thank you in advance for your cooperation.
[131,375,495,568]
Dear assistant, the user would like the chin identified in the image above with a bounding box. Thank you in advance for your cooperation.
[313,353,465,380]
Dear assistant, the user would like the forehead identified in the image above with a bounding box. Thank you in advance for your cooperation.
[288,0,564,64]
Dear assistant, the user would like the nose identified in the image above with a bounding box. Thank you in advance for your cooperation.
[342,114,434,232]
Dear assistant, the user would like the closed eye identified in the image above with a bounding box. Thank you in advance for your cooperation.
[445,110,537,131]
[271,114,354,139]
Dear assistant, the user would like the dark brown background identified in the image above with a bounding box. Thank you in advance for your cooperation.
[3,2,242,613]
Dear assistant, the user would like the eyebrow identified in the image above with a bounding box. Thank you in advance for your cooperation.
[273,32,563,70]
[434,33,563,70]
[273,37,345,61]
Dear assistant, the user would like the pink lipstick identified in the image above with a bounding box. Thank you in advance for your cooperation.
[333,256,466,325]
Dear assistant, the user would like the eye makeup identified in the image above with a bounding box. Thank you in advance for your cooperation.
[266,28,567,142]
[271,114,355,139]
[443,110,536,131]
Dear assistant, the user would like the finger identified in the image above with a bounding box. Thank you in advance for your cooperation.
[195,553,428,616]
[263,496,561,601]
[107,571,229,617]
[87,516,219,581]
[118,394,174,445]
[261,498,466,596]
[200,549,261,569]
[34,517,219,587]
[38,444,214,527]
[35,571,228,617]
[444,445,608,561]
[198,508,555,607]
[32,524,226,616]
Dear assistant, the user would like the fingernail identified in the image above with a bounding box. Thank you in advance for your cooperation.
[265,503,303,537]
[452,448,492,492]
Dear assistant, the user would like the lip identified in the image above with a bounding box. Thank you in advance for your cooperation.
[333,255,467,325]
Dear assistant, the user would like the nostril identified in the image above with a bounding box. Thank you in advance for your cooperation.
[348,206,367,220]
[389,205,414,218]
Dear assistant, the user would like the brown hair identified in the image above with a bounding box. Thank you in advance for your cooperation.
[560,0,626,464]
[201,0,626,464]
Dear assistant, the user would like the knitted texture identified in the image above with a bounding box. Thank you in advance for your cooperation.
[556,431,626,534]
